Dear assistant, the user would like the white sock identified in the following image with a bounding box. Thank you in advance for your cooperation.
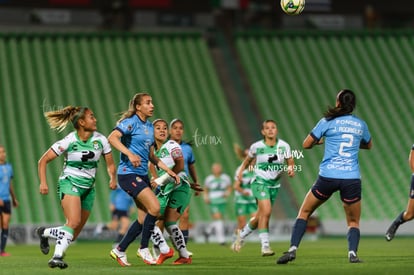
[44,226,62,239]
[166,224,189,258]
[288,246,297,252]
[215,220,225,244]
[240,222,254,239]
[151,226,170,254]
[54,228,73,258]
[259,232,270,248]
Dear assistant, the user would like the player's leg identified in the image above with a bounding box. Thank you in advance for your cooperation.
[0,203,11,256]
[344,200,362,263]
[386,175,414,241]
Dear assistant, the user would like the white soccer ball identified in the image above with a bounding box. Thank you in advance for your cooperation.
[280,0,305,15]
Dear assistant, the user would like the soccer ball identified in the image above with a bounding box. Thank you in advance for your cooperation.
[280,0,305,15]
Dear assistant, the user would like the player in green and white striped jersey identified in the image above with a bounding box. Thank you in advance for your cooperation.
[37,106,117,269]
[231,120,295,256]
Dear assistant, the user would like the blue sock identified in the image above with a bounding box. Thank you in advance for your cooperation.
[347,227,360,253]
[118,220,142,252]
[290,219,307,248]
[181,229,189,244]
[1,229,8,252]
[140,214,157,249]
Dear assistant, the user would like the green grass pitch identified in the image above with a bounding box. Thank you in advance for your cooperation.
[2,237,414,274]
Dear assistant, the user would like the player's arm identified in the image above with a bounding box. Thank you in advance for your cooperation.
[149,147,180,183]
[9,178,18,207]
[38,148,59,195]
[286,157,295,177]
[103,152,117,190]
[359,139,372,150]
[303,133,323,149]
[409,148,414,173]
[237,156,254,181]
[108,129,141,167]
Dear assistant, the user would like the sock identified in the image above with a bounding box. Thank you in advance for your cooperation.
[215,220,225,244]
[140,214,157,249]
[166,223,189,258]
[240,221,256,239]
[1,229,8,252]
[118,220,142,252]
[181,229,189,244]
[44,226,62,239]
[347,227,360,253]
[394,211,406,226]
[258,230,270,248]
[151,225,170,254]
[290,218,307,248]
[54,226,74,258]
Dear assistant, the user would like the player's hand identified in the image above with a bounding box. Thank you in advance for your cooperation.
[128,154,141,167]
[190,182,204,192]
[39,182,49,195]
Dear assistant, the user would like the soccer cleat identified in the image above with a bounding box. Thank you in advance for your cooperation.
[48,257,68,269]
[173,256,192,265]
[137,248,156,265]
[156,247,174,264]
[231,229,244,252]
[0,251,11,257]
[276,250,296,264]
[187,250,193,257]
[110,248,131,267]
[261,246,275,256]
[385,222,399,241]
[36,227,50,255]
[349,254,363,263]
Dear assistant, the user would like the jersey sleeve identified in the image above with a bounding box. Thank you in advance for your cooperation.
[247,142,257,158]
[170,142,184,160]
[361,121,372,145]
[310,118,328,141]
[100,135,112,155]
[115,117,133,135]
[50,134,72,156]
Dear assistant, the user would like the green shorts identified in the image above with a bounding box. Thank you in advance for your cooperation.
[235,202,257,217]
[58,177,95,211]
[208,202,227,216]
[251,182,279,206]
[158,183,191,216]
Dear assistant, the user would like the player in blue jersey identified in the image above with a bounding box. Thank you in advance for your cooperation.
[385,145,414,241]
[276,89,372,265]
[37,106,117,269]
[94,186,134,245]
[0,145,19,257]
[108,93,179,266]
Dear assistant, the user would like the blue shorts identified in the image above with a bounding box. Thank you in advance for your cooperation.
[118,174,150,199]
[0,201,11,214]
[409,174,414,199]
[311,175,361,204]
[112,209,129,219]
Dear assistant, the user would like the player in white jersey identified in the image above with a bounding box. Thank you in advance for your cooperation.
[232,144,257,232]
[232,120,295,256]
[203,163,232,245]
[277,89,372,265]
[37,106,117,269]
[149,119,195,264]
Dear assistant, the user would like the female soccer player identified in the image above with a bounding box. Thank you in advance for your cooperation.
[169,119,199,248]
[108,93,179,266]
[203,162,232,245]
[231,120,295,256]
[150,119,193,264]
[37,106,117,269]
[276,89,372,264]
[0,145,19,257]
[232,144,257,232]
[385,146,414,241]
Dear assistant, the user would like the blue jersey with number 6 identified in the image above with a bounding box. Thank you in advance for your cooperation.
[310,114,371,179]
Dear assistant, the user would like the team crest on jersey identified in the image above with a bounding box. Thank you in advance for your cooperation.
[171,148,183,159]
[93,141,100,150]
[127,124,132,131]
